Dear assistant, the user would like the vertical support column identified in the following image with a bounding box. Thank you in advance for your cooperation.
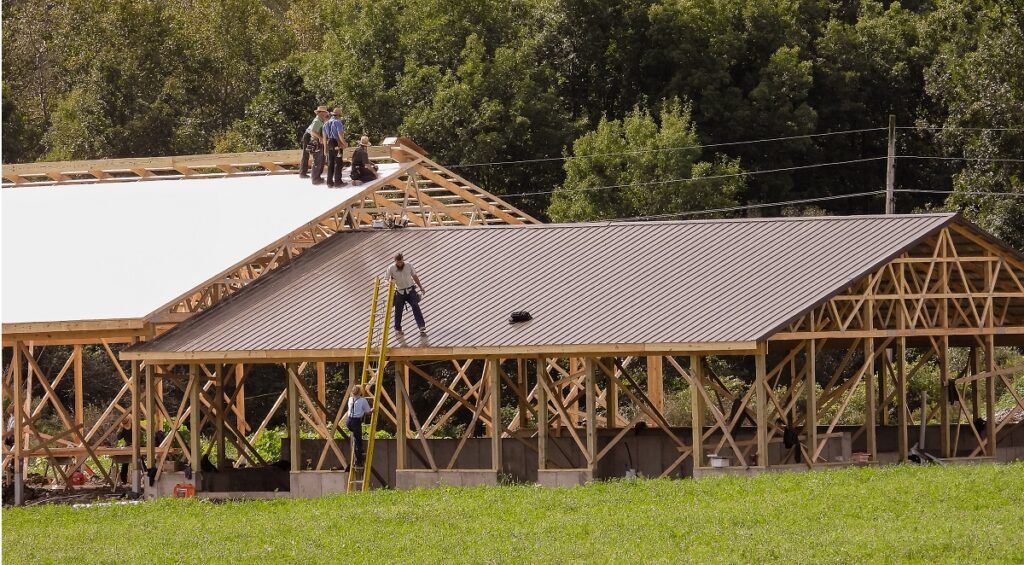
[188,365,202,488]
[145,364,156,468]
[568,357,581,425]
[864,338,877,461]
[939,336,951,458]
[536,358,548,471]
[647,356,664,417]
[690,355,705,470]
[287,363,300,471]
[805,340,818,464]
[215,365,226,471]
[584,358,597,474]
[489,358,502,473]
[880,349,889,426]
[235,364,247,434]
[348,362,358,394]
[395,362,407,471]
[606,358,619,429]
[316,362,327,423]
[517,359,530,430]
[984,334,997,457]
[755,350,768,468]
[970,347,980,421]
[12,341,25,505]
[130,342,141,493]
[73,345,84,428]
[897,337,909,461]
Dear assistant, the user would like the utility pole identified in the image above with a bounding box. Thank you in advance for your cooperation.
[885,115,896,214]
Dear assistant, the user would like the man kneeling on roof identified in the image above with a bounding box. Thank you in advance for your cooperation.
[350,135,378,184]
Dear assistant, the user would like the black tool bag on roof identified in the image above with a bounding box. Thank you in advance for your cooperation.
[509,311,532,324]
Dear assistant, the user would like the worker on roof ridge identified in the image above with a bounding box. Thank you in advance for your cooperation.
[350,135,378,185]
[306,106,330,185]
[387,253,427,336]
[324,107,348,188]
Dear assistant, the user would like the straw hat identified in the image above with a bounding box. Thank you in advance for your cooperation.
[332,107,343,117]
[315,105,329,114]
[359,135,371,147]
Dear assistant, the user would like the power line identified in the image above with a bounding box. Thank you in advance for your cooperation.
[442,127,886,169]
[608,191,887,222]
[500,156,887,199]
[896,189,1024,197]
[897,155,1024,164]
[896,126,1024,133]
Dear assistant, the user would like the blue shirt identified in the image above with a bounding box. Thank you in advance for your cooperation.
[323,117,345,142]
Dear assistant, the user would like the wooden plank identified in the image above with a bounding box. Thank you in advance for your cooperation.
[73,345,84,427]
[584,359,598,474]
[690,355,705,469]
[806,339,818,463]
[755,352,768,468]
[188,366,202,489]
[490,359,502,472]
[647,356,664,414]
[287,363,300,471]
[537,358,548,470]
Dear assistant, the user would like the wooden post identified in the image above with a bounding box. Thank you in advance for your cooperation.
[568,357,581,425]
[130,348,141,493]
[348,362,357,393]
[189,365,202,488]
[12,341,24,505]
[864,338,877,460]
[984,334,997,457]
[316,362,327,423]
[606,358,619,429]
[536,358,548,470]
[235,364,247,434]
[489,358,502,473]
[880,349,889,426]
[215,365,226,471]
[395,362,407,471]
[897,337,908,461]
[517,359,530,430]
[73,345,84,428]
[584,358,597,474]
[647,356,664,417]
[145,364,156,467]
[885,114,896,214]
[755,351,768,468]
[287,363,300,471]
[690,355,705,469]
[806,340,817,464]
[939,337,951,458]
[970,347,980,420]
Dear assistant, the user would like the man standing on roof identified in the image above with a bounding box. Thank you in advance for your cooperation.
[323,107,347,188]
[350,135,379,185]
[387,253,426,335]
[308,106,330,185]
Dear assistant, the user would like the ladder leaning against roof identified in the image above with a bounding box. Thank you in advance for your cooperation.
[347,276,396,492]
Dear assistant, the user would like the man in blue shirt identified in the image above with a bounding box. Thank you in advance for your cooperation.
[323,107,347,187]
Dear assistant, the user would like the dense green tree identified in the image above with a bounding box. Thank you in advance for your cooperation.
[215,58,317,152]
[549,100,744,221]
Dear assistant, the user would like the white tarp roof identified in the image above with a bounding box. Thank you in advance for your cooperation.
[1,164,400,324]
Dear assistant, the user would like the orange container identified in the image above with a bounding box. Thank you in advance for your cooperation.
[173,483,196,498]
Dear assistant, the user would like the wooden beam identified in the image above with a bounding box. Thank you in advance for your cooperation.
[755,352,768,468]
[584,358,598,474]
[396,362,407,471]
[316,361,327,424]
[490,359,502,473]
[287,363,300,471]
[73,345,84,427]
[647,356,664,415]
[690,355,705,469]
[188,365,202,489]
[537,357,548,470]
[806,339,818,463]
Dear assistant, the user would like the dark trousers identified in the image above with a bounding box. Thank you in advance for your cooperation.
[347,416,364,465]
[394,289,425,331]
[119,462,130,484]
[310,142,325,184]
[351,165,378,183]
[326,140,344,186]
[299,132,312,177]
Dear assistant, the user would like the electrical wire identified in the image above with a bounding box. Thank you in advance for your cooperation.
[499,156,887,199]
[607,190,887,222]
[896,126,1024,133]
[896,189,1024,197]
[441,127,886,169]
[896,155,1024,164]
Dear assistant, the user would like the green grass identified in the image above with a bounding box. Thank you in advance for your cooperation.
[4,464,1024,563]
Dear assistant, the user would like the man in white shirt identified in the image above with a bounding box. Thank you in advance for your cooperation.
[386,253,427,335]
[346,385,372,467]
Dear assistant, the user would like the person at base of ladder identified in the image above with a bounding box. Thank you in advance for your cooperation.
[347,385,372,468]
[387,253,427,335]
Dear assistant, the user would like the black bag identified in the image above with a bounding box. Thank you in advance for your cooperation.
[509,311,532,324]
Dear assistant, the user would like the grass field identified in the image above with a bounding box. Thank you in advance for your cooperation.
[3,463,1023,563]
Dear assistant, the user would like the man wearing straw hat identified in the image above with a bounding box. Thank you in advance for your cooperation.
[306,106,330,185]
[349,135,379,184]
[346,385,372,468]
[323,107,348,188]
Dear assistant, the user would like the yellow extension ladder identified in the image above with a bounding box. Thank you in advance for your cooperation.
[347,277,396,492]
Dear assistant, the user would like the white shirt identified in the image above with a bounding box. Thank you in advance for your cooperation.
[387,263,417,290]
[348,395,371,418]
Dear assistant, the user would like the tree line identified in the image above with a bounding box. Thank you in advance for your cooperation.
[2,0,1022,242]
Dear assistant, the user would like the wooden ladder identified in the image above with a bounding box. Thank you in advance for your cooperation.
[347,277,396,493]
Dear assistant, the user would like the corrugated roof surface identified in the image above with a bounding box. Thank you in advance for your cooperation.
[132,213,956,356]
